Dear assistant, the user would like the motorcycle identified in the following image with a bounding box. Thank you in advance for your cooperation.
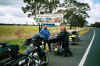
[0,33,48,66]
[49,36,64,55]
[0,43,26,66]
[70,31,80,45]
[20,33,48,66]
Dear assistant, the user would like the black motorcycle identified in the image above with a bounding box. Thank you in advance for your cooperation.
[0,43,25,66]
[20,33,48,66]
[0,33,48,66]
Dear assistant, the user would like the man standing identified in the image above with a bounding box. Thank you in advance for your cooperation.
[57,26,72,57]
[40,25,51,51]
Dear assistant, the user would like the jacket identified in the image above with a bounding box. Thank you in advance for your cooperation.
[40,28,50,40]
[57,30,69,47]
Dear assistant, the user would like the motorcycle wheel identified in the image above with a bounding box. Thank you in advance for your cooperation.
[43,56,48,66]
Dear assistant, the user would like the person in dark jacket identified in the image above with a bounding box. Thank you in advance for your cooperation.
[40,25,51,51]
[57,26,72,57]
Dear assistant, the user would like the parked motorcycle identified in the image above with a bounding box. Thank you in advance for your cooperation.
[22,33,48,66]
[0,43,25,66]
[0,33,48,66]
[49,36,64,55]
[70,31,80,45]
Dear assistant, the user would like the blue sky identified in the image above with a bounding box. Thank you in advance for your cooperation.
[0,0,13,5]
[0,0,100,24]
[93,0,100,3]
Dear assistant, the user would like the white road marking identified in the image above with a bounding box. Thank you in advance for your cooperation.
[78,29,95,66]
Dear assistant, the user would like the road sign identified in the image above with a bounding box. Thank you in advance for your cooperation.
[36,14,63,24]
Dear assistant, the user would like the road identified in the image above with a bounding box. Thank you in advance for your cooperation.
[84,28,100,66]
[47,28,94,66]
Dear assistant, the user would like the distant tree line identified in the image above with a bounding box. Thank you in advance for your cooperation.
[91,22,100,28]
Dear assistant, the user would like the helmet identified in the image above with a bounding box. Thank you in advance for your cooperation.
[32,33,45,40]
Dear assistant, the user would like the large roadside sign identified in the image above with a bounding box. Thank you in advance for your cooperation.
[36,14,63,24]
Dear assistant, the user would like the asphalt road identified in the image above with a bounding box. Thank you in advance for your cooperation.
[84,28,100,66]
[47,28,93,66]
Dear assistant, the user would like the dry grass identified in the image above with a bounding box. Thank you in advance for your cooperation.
[0,25,39,42]
[79,27,89,35]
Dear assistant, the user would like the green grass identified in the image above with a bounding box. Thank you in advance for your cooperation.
[4,38,27,53]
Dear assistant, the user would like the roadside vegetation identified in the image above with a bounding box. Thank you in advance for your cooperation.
[0,25,89,53]
[90,22,100,28]
[79,27,89,35]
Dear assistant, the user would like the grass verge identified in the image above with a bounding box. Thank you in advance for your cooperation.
[79,27,89,35]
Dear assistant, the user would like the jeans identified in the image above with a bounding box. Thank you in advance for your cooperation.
[63,47,72,56]
[44,40,51,51]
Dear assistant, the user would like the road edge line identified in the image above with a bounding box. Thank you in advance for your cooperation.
[78,29,95,66]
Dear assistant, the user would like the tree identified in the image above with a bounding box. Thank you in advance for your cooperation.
[22,0,47,17]
[91,22,100,27]
[22,0,60,18]
[44,0,60,13]
[22,0,90,28]
[22,0,60,32]
[60,0,90,28]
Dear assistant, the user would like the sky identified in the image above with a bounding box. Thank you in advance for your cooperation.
[0,0,33,24]
[93,0,100,3]
[0,0,100,24]
[77,0,100,24]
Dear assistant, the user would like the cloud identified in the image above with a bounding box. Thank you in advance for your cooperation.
[59,0,100,24]
[0,0,34,24]
[88,1,100,24]
[0,11,5,16]
[78,0,100,24]
[60,0,64,3]
[0,5,33,24]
